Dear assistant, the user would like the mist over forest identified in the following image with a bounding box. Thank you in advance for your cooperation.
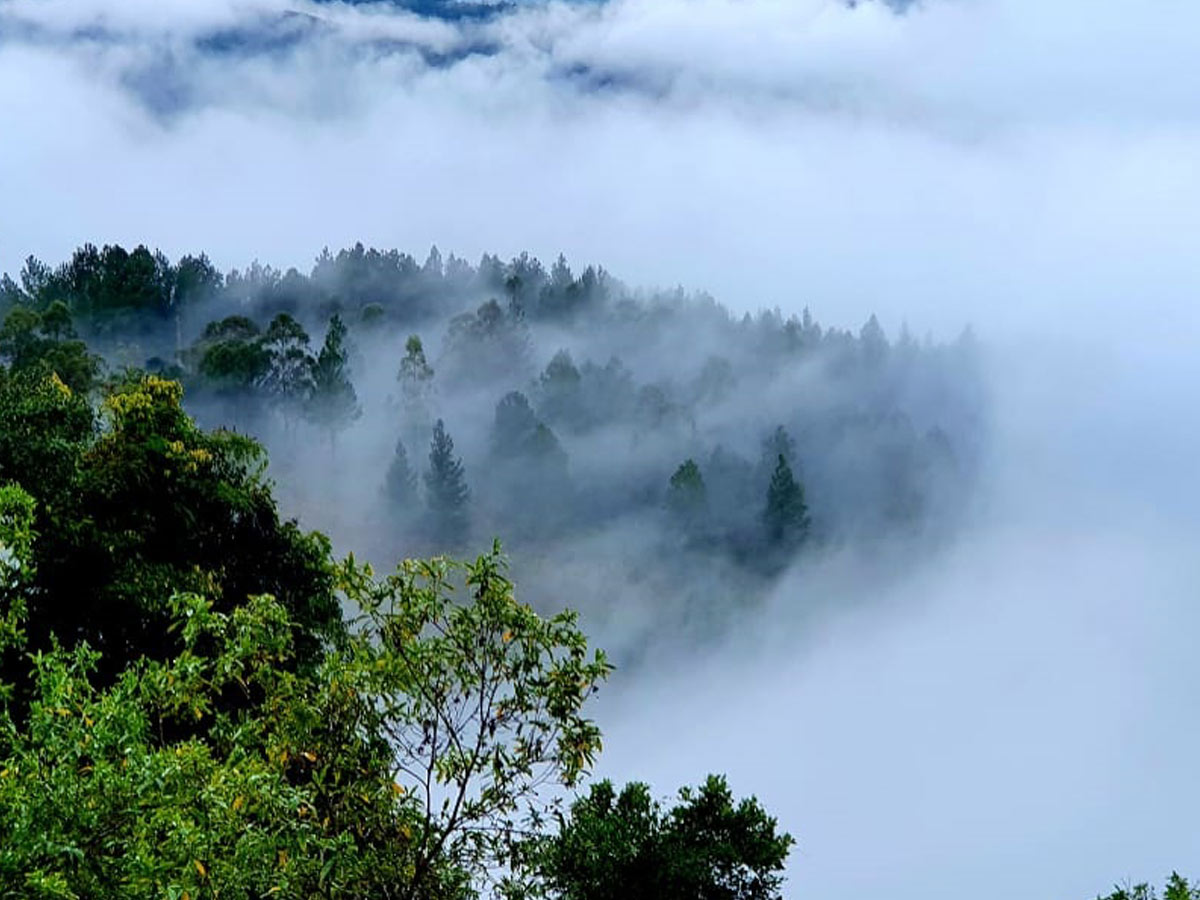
[1,0,1199,898]
[3,240,984,659]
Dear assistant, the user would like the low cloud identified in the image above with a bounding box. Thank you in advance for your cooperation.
[3,1,1198,896]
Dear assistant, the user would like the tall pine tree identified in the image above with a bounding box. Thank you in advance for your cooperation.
[424,419,469,548]
[763,454,809,548]
[384,437,418,510]
[308,314,360,444]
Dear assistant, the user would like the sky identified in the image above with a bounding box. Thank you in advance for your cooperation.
[2,0,1198,896]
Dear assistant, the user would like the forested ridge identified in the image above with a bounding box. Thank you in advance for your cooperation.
[0,242,1179,897]
[1,242,982,582]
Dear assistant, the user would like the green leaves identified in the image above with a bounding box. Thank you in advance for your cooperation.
[510,775,794,900]
[338,543,612,896]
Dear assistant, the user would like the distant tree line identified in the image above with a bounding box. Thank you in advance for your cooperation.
[0,241,982,576]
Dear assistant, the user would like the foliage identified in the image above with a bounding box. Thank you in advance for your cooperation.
[399,334,435,397]
[308,314,361,438]
[192,315,271,392]
[0,484,35,663]
[762,455,808,549]
[0,592,464,900]
[424,419,470,548]
[259,313,316,411]
[667,459,707,526]
[1095,874,1199,900]
[386,437,419,509]
[0,373,340,695]
[508,775,794,900]
[338,545,612,896]
[0,304,101,394]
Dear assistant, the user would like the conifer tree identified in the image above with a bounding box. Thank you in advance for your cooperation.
[424,418,469,547]
[763,454,809,547]
[308,314,360,443]
[384,437,417,509]
[667,458,707,529]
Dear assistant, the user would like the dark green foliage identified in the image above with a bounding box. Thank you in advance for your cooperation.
[193,314,271,392]
[667,458,707,526]
[763,454,809,547]
[0,373,340,695]
[424,418,470,547]
[0,304,101,394]
[1095,874,1199,900]
[308,313,361,437]
[442,298,532,387]
[385,436,418,508]
[491,391,543,458]
[511,775,794,900]
[259,312,316,412]
[537,349,583,429]
[488,392,570,537]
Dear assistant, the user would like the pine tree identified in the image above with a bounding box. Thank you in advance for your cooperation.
[667,459,707,527]
[384,437,417,509]
[308,314,360,443]
[763,454,809,547]
[424,419,469,547]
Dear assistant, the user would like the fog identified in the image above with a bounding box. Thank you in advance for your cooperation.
[2,0,1198,896]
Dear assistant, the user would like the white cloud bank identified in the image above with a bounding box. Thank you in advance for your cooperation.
[2,0,1199,896]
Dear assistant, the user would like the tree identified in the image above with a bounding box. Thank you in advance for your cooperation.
[385,436,418,509]
[0,303,101,394]
[667,459,707,528]
[1094,874,1199,900]
[424,419,470,548]
[488,392,570,538]
[762,454,809,548]
[308,314,361,443]
[190,315,270,395]
[259,312,315,418]
[0,373,340,695]
[759,426,796,475]
[491,391,541,459]
[339,546,611,897]
[398,334,435,395]
[537,350,582,430]
[0,592,468,900]
[509,775,794,900]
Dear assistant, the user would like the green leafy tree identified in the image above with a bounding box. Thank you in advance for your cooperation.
[762,454,809,548]
[0,303,101,394]
[510,775,793,900]
[0,592,468,900]
[259,312,316,422]
[0,373,339,696]
[0,544,610,900]
[308,314,361,443]
[190,315,270,394]
[424,419,470,549]
[339,545,611,897]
